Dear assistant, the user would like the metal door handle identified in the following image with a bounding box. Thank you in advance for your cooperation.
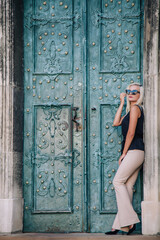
[72,107,80,132]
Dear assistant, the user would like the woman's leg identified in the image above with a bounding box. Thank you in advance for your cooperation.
[112,165,142,231]
[112,213,129,232]
[112,150,144,229]
[126,165,142,202]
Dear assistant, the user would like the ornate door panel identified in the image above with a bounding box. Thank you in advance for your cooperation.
[23,0,85,232]
[88,0,144,232]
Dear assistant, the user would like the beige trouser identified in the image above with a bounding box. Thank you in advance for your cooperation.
[112,150,144,232]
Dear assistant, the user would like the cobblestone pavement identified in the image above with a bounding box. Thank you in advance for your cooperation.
[0,233,160,240]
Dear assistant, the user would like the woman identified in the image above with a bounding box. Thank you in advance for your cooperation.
[105,83,144,235]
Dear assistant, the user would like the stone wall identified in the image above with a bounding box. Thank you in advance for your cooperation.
[0,0,24,233]
[141,0,160,235]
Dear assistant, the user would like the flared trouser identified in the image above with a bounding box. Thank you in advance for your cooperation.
[112,150,144,231]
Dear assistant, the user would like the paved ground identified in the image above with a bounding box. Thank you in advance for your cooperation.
[0,233,160,240]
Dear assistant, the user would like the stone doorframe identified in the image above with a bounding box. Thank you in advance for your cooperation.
[0,0,159,234]
[141,0,160,235]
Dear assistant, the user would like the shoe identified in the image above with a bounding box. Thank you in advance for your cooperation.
[105,229,119,235]
[127,224,136,235]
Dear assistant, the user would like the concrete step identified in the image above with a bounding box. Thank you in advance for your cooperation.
[0,233,160,240]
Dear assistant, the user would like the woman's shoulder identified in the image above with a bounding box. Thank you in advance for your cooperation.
[135,104,143,110]
[131,104,143,111]
[130,104,143,118]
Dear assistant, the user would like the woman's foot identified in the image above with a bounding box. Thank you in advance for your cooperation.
[105,229,119,235]
[127,224,136,235]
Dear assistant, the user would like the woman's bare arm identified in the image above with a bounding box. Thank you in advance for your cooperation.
[113,93,126,126]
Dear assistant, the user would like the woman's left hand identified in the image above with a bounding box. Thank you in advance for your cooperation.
[118,153,126,165]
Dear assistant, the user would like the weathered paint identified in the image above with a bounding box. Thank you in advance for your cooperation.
[23,0,144,233]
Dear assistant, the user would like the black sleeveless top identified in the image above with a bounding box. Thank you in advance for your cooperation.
[121,105,144,154]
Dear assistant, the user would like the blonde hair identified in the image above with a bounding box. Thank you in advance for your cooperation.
[126,83,144,113]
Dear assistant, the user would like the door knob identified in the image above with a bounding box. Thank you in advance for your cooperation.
[91,107,96,111]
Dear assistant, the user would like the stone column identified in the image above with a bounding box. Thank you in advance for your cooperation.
[0,0,24,233]
[141,0,160,235]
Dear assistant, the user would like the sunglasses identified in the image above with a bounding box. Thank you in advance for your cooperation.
[125,89,140,95]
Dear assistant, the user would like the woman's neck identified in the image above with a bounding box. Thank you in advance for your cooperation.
[130,101,137,106]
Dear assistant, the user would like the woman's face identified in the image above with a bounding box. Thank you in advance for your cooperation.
[128,85,140,103]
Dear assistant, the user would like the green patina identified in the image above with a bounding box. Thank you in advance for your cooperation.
[23,0,144,233]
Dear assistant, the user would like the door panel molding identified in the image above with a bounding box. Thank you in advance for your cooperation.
[32,105,73,213]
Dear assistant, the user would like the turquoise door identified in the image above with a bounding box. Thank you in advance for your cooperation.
[23,0,144,232]
[87,0,144,232]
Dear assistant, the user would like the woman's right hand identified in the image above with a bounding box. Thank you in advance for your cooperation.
[118,153,126,165]
[113,92,126,126]
[120,92,126,104]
